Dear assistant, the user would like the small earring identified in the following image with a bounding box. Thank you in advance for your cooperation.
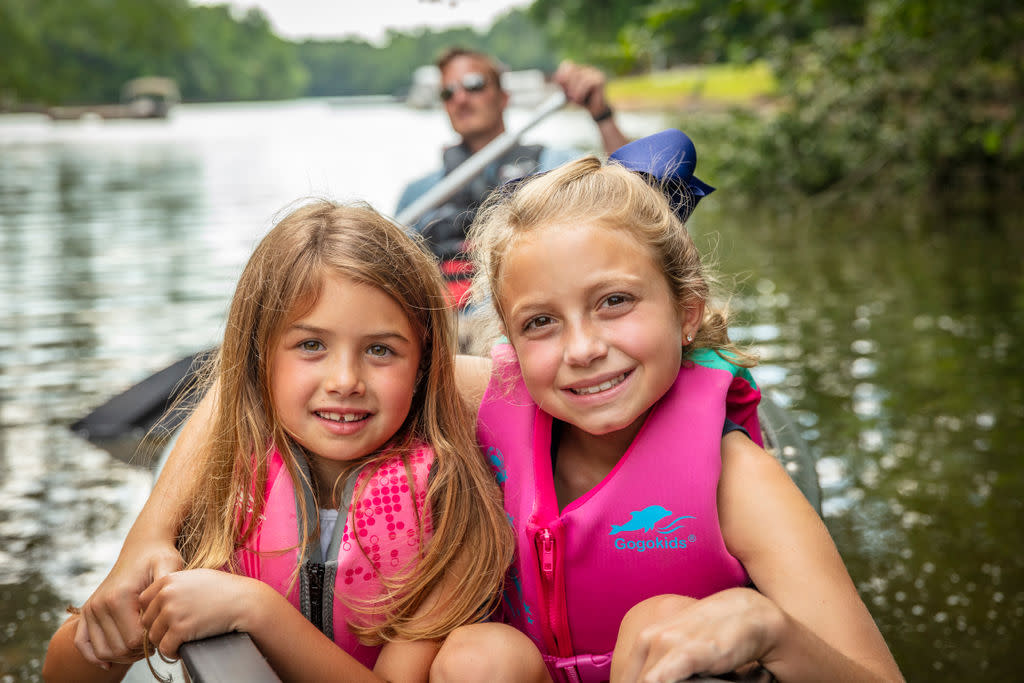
[685,334,694,343]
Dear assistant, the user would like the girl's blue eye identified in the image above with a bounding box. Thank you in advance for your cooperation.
[367,344,392,357]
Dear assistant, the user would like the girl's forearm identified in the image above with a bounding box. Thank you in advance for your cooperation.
[241,582,387,683]
[761,607,904,683]
[128,388,217,546]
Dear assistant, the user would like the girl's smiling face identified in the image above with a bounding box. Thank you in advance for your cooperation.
[270,274,421,487]
[498,222,702,443]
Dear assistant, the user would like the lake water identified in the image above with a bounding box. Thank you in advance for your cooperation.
[1,99,1021,681]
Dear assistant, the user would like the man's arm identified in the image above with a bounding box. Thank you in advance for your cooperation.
[554,60,629,155]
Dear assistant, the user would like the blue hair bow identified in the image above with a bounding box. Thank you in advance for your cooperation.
[609,129,715,221]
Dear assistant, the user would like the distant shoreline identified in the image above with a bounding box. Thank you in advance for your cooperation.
[0,63,780,115]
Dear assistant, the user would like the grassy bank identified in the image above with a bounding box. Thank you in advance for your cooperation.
[607,61,778,111]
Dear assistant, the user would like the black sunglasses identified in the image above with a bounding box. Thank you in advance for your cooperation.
[440,72,489,102]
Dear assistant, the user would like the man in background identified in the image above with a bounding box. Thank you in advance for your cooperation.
[396,47,629,308]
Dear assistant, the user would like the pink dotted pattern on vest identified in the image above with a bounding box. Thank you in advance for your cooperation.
[341,450,433,582]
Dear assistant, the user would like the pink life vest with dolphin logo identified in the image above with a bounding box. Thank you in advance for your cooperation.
[478,345,760,683]
[236,445,433,669]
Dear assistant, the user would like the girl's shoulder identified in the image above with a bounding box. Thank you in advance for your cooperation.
[687,348,758,385]
[687,347,742,370]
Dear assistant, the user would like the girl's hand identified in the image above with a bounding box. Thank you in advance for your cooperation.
[139,569,261,659]
[612,588,785,683]
[43,614,135,683]
[74,543,183,666]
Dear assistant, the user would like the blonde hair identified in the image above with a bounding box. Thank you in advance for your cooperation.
[176,200,512,644]
[468,156,754,365]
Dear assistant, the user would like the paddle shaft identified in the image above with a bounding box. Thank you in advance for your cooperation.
[395,90,568,227]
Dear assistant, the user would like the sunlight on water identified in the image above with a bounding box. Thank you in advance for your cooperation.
[692,198,1024,679]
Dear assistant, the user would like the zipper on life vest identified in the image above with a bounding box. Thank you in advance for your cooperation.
[535,527,572,661]
[306,562,325,633]
[540,528,555,580]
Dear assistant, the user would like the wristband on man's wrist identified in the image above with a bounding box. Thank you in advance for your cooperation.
[592,105,614,123]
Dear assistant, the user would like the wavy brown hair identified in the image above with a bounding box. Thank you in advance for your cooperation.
[468,156,756,367]
[176,200,512,644]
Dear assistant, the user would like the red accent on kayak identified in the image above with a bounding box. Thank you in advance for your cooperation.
[441,260,473,309]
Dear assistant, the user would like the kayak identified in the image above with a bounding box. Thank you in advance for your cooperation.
[758,394,821,513]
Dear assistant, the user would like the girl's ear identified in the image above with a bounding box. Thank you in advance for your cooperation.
[681,298,704,343]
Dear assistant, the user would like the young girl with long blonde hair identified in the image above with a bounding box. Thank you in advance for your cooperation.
[428,148,902,683]
[44,200,511,682]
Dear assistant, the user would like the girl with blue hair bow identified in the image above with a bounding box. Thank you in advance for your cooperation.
[428,133,901,683]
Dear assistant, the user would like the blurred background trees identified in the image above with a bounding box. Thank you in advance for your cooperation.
[0,0,1019,199]
[528,0,1021,199]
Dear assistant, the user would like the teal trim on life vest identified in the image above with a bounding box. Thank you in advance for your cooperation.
[687,348,758,391]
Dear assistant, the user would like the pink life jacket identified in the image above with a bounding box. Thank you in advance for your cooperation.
[236,445,434,669]
[478,345,761,683]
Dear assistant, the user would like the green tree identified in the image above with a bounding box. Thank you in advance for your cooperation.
[528,0,870,72]
[739,0,1024,198]
[174,5,307,101]
[0,0,47,104]
[0,0,191,105]
[529,0,645,70]
[294,8,559,98]
[485,9,558,73]
[297,38,380,96]
[0,1,309,105]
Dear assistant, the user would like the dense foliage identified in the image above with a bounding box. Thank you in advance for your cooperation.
[0,0,307,103]
[528,0,867,71]
[0,1,553,105]
[734,0,1023,199]
[529,0,1023,199]
[0,0,192,104]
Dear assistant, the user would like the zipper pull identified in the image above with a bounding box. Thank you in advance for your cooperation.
[539,528,555,579]
[306,562,325,632]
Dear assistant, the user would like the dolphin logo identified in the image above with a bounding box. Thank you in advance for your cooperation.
[609,505,694,535]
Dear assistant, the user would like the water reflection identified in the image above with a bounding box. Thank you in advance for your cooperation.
[689,198,1024,679]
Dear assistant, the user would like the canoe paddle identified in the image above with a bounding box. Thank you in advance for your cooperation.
[395,90,566,227]
[72,91,569,464]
